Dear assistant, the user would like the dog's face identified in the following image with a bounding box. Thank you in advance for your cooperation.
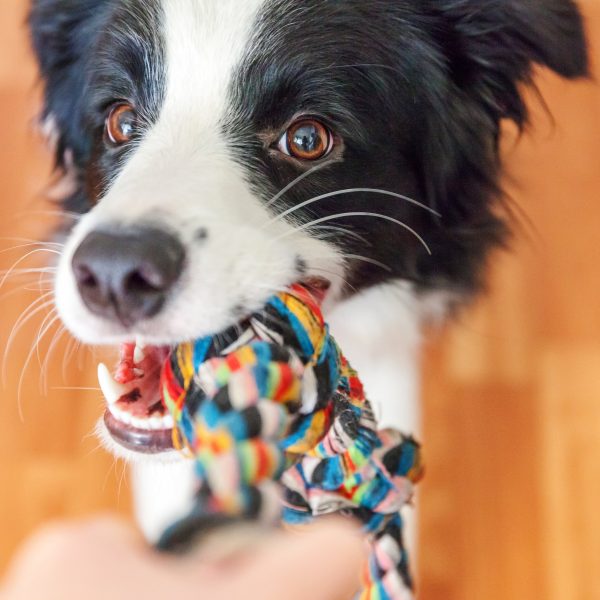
[29,0,587,457]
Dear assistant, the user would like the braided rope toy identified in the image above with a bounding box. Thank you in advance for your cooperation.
[158,284,423,599]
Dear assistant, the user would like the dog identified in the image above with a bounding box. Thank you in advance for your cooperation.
[29,0,588,541]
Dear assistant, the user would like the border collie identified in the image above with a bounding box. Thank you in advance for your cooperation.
[29,0,588,540]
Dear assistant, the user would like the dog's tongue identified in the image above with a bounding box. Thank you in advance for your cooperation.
[114,342,137,384]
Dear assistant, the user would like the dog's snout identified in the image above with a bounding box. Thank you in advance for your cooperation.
[71,228,185,326]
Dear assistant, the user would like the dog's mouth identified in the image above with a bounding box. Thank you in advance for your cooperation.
[98,342,175,454]
[96,277,331,456]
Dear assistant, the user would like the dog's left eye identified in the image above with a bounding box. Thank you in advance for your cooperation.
[277,118,333,161]
[105,103,137,146]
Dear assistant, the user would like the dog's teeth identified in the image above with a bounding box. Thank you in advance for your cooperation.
[106,406,174,431]
[131,416,146,429]
[98,363,129,405]
[133,368,145,378]
[107,403,121,419]
[134,345,145,364]
[147,417,160,430]
[147,416,163,430]
[161,415,174,429]
[118,410,133,425]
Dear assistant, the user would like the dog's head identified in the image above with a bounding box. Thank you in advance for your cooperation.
[29,0,587,456]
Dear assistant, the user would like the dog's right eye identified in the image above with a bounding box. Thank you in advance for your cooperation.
[105,103,137,146]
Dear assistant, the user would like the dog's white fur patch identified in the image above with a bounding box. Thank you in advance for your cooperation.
[328,281,423,433]
[131,459,198,542]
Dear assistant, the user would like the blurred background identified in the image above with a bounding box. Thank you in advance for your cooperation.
[0,1,598,598]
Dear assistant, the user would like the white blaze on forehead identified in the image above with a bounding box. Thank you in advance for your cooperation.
[90,0,273,225]
[162,0,267,124]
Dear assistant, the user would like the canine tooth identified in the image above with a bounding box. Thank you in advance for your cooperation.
[134,345,145,364]
[133,368,145,378]
[98,363,129,405]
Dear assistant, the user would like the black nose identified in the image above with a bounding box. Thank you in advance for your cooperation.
[72,228,185,326]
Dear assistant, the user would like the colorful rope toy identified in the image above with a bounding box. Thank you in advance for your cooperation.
[158,284,423,599]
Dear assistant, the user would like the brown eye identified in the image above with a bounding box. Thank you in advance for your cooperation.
[105,103,137,146]
[279,118,333,161]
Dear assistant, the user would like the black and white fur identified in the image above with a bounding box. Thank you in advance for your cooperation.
[29,0,588,539]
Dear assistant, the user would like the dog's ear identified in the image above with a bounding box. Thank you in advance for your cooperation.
[412,1,588,290]
[435,0,589,124]
[29,0,113,171]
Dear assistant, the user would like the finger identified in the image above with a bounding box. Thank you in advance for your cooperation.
[2,516,144,600]
[66,514,143,546]
[238,520,366,600]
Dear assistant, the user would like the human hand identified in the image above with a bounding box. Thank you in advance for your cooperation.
[1,516,364,600]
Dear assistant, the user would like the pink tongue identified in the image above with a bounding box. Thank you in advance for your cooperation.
[112,343,170,417]
[115,343,137,384]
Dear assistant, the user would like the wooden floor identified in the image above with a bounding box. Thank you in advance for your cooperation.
[1,2,599,599]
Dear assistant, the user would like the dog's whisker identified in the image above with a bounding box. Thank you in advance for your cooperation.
[82,428,101,444]
[53,386,101,392]
[0,280,53,303]
[102,456,120,494]
[274,211,433,255]
[308,225,371,245]
[77,339,88,371]
[265,188,441,229]
[264,163,329,210]
[62,337,81,382]
[117,460,129,503]
[17,312,60,421]
[41,325,69,394]
[2,294,55,387]
[35,308,59,368]
[0,250,60,289]
[339,254,392,271]
[0,246,61,261]
[0,241,64,255]
[0,235,64,244]
[36,268,54,293]
[81,439,108,461]
[21,284,54,294]
[0,267,57,276]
